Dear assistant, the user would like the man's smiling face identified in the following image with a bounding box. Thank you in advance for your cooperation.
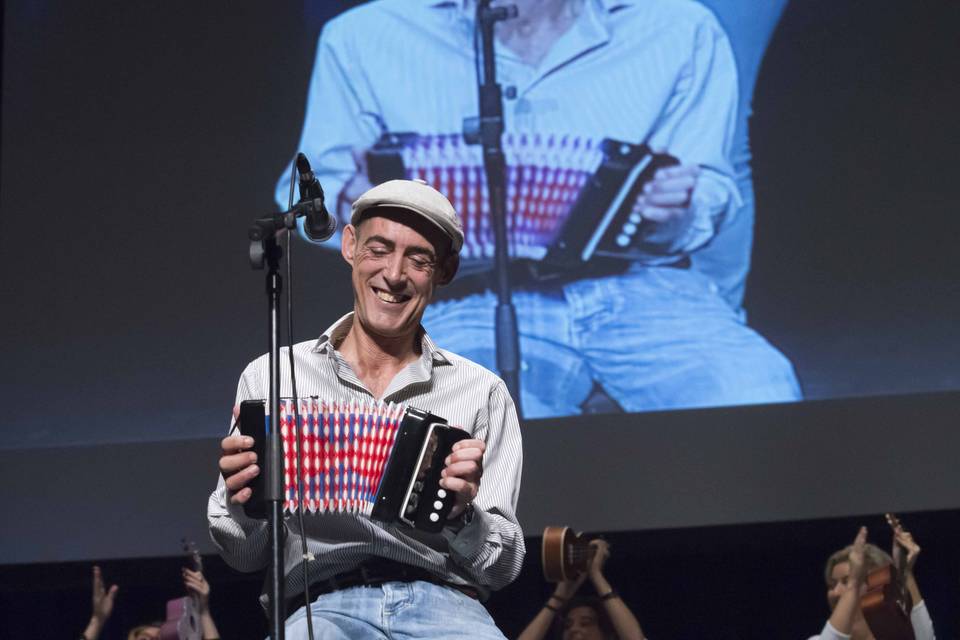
[342,210,451,342]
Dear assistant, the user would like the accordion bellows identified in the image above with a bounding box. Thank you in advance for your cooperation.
[398,133,601,260]
[279,399,408,515]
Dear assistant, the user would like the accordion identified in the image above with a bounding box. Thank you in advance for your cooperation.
[366,132,678,271]
[238,399,469,533]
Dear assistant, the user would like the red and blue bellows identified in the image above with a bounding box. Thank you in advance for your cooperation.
[279,399,406,515]
[399,133,604,261]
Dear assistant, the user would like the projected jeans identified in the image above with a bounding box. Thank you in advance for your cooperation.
[284,581,506,640]
[423,265,802,419]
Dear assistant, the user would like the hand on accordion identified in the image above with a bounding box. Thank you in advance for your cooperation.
[439,438,486,520]
[219,405,259,506]
[632,163,699,224]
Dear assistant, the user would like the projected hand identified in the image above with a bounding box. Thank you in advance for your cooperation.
[219,405,258,505]
[440,438,485,520]
[337,148,374,223]
[632,163,699,245]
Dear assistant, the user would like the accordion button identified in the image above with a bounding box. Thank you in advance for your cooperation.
[437,489,447,498]
[616,234,630,247]
[429,513,440,523]
[434,500,444,510]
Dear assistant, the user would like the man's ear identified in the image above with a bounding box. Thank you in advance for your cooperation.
[436,252,459,286]
[341,224,358,266]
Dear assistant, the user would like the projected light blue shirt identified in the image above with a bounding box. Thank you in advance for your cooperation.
[277,0,741,261]
[276,0,802,418]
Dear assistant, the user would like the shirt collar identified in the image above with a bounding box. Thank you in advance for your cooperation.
[424,0,636,15]
[312,312,451,367]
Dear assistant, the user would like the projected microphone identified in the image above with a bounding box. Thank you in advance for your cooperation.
[295,152,337,242]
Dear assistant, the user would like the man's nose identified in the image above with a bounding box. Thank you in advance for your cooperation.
[382,253,406,284]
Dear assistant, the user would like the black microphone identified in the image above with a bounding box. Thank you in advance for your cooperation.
[295,152,337,242]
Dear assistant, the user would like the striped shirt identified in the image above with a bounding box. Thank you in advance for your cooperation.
[207,313,525,601]
[277,0,740,261]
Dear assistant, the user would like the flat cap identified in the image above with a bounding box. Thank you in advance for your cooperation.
[351,179,464,254]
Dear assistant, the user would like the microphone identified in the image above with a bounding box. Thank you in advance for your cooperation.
[295,152,337,242]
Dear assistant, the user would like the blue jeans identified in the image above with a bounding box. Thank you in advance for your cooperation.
[285,581,506,640]
[424,266,802,419]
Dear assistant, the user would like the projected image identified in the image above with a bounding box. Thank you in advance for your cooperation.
[3,0,958,450]
[277,0,800,418]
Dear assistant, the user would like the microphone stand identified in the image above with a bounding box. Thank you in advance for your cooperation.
[247,199,323,640]
[468,0,522,412]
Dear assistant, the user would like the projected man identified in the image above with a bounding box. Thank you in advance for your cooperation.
[278,0,802,418]
[209,180,524,638]
[809,525,935,640]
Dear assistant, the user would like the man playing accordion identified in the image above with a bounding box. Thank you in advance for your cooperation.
[208,179,524,639]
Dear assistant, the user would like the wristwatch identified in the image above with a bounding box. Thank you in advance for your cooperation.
[447,502,475,532]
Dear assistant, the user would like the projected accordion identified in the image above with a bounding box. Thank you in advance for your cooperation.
[366,132,678,271]
[238,399,469,533]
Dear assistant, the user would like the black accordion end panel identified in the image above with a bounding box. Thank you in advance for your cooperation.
[366,132,678,273]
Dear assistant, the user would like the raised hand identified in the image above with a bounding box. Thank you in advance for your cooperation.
[588,539,611,580]
[183,568,211,612]
[893,524,921,575]
[82,565,119,640]
[91,565,118,624]
[848,526,868,587]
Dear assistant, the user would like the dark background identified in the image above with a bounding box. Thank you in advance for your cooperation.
[1,0,958,638]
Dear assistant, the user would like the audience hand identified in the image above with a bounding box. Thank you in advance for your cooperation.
[183,568,211,612]
[82,565,118,640]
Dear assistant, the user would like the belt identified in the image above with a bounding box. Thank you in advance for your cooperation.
[284,558,480,620]
[442,256,689,300]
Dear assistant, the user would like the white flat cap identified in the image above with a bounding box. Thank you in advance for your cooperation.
[351,179,464,254]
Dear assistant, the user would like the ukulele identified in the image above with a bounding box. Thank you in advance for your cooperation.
[860,514,916,640]
[159,539,203,640]
[541,526,593,583]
